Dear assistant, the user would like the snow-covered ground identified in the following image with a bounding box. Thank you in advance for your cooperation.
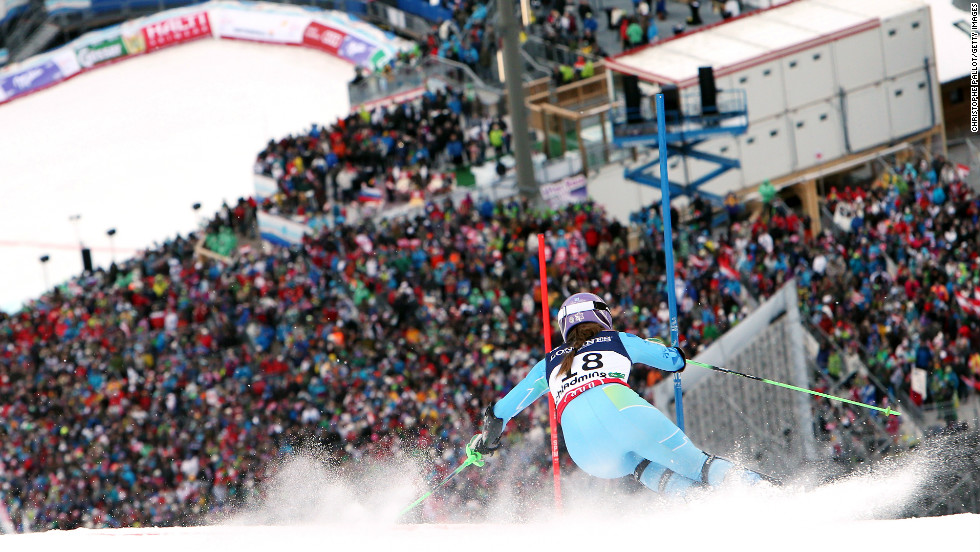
[0,39,354,313]
[1,449,977,551]
[3,516,976,552]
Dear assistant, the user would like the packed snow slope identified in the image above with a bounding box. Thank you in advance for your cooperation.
[2,443,978,551]
[0,38,353,313]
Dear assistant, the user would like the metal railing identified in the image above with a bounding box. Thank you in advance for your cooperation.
[348,55,507,113]
[521,33,599,67]
[2,0,48,58]
[348,64,428,108]
[519,47,552,81]
[421,55,502,97]
[612,88,749,141]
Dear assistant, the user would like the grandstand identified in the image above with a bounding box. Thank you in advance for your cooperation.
[1,0,978,537]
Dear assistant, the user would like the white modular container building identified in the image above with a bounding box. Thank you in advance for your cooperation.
[604,0,943,197]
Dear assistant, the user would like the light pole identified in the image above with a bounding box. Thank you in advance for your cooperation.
[498,0,537,200]
[106,228,116,264]
[68,214,82,246]
[39,255,50,291]
[192,202,202,233]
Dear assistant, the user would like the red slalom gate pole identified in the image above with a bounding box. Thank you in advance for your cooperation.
[537,233,563,512]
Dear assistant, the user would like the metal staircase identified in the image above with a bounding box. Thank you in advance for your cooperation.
[2,1,47,62]
[612,86,749,203]
[12,21,60,63]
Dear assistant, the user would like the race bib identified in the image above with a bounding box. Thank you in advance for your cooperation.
[547,337,632,419]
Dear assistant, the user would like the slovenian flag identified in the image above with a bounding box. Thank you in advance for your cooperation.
[718,260,739,281]
[358,187,384,203]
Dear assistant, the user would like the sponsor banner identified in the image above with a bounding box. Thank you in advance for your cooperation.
[338,34,375,66]
[75,36,127,69]
[120,21,147,56]
[51,46,82,75]
[253,173,278,201]
[257,210,311,247]
[369,47,387,69]
[540,175,588,208]
[212,9,308,43]
[0,1,413,104]
[0,60,64,99]
[302,21,347,56]
[142,11,211,52]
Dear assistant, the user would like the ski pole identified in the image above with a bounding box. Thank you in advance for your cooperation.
[653,92,685,432]
[685,359,901,417]
[398,439,486,517]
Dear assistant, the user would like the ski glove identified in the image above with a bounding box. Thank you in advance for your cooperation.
[673,346,687,372]
[471,404,504,456]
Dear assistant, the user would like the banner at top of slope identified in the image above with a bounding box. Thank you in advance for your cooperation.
[302,21,347,56]
[0,1,410,107]
[0,48,80,101]
[138,11,212,52]
[212,7,308,44]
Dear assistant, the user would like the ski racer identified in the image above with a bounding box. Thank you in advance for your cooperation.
[469,292,771,495]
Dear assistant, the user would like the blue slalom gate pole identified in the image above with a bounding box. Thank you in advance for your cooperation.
[654,93,684,431]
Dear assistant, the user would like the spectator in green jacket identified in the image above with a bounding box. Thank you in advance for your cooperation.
[559,64,576,84]
[489,123,505,158]
[627,19,644,47]
[759,179,776,204]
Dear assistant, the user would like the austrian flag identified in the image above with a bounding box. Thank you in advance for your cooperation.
[955,288,980,318]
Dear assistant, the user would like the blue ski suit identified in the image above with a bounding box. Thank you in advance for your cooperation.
[493,330,757,493]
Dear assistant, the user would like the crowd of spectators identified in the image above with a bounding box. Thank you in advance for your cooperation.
[254,86,512,221]
[3,71,976,530]
[423,1,497,80]
[535,0,607,58]
[531,0,745,62]
[722,157,980,419]
[7,144,977,531]
[0,173,769,531]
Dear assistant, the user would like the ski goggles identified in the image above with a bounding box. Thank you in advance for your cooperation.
[557,300,609,331]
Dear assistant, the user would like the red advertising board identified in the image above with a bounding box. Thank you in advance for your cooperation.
[302,21,346,56]
[142,12,212,52]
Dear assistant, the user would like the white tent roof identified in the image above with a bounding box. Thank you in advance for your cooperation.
[605,0,930,86]
[813,0,926,21]
[762,1,870,34]
[714,17,821,52]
